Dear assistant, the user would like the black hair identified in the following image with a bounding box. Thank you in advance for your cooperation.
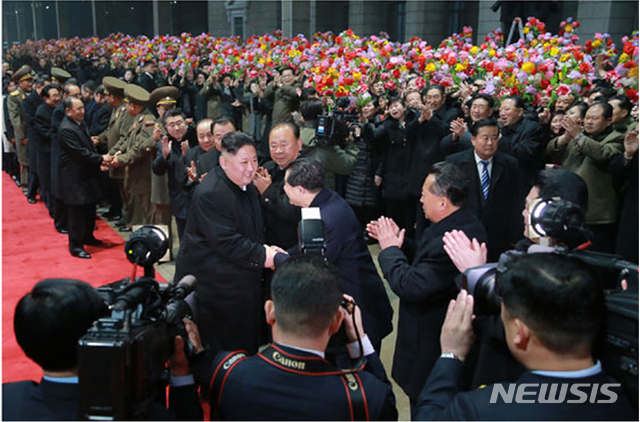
[221,131,255,155]
[212,115,236,131]
[81,80,96,93]
[496,253,605,354]
[271,256,343,337]
[143,60,156,67]
[34,75,50,87]
[41,84,61,99]
[285,158,325,192]
[162,108,186,126]
[422,84,445,97]
[94,84,106,96]
[427,161,468,206]
[62,96,78,111]
[63,83,79,96]
[300,98,324,121]
[533,168,589,212]
[14,279,107,371]
[589,101,614,120]
[300,87,318,101]
[470,118,499,136]
[387,96,404,108]
[270,121,301,139]
[567,101,589,119]
[609,95,633,114]
[280,66,296,75]
[590,86,616,99]
[471,93,494,109]
[502,95,526,110]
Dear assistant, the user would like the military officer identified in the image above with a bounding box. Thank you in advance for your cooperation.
[106,84,156,232]
[7,65,34,189]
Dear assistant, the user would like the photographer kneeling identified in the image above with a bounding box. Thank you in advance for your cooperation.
[202,255,397,420]
[2,278,202,421]
[413,253,636,421]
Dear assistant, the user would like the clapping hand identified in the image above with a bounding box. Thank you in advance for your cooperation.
[161,135,171,159]
[187,160,198,181]
[367,216,404,250]
[442,230,487,273]
[253,167,272,195]
[419,103,433,123]
[624,129,639,159]
[439,290,475,362]
[450,118,467,139]
[181,140,189,157]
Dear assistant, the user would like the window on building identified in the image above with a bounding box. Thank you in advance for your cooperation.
[232,15,245,38]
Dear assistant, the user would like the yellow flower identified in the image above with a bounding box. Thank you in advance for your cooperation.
[353,72,362,81]
[592,39,602,48]
[521,61,535,74]
[559,53,570,63]
[531,39,539,47]
[620,53,630,62]
[489,49,496,57]
[260,44,267,51]
[523,27,530,34]
[258,58,265,64]
[455,63,465,72]
[470,46,479,55]
[550,47,560,56]
[564,25,573,33]
[425,62,436,72]
[629,67,639,78]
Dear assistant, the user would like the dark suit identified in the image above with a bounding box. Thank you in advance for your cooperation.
[499,117,543,200]
[276,189,393,346]
[34,102,55,211]
[89,102,111,136]
[207,344,397,421]
[136,72,157,93]
[58,116,103,252]
[22,91,42,200]
[175,166,266,354]
[195,148,220,180]
[413,357,637,420]
[261,160,301,249]
[152,138,190,239]
[2,378,203,421]
[50,104,68,231]
[446,150,521,261]
[378,208,487,401]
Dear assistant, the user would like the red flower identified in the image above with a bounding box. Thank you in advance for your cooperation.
[623,61,637,69]
[626,88,638,101]
[392,68,401,78]
[540,78,549,89]
[579,62,591,73]
[405,61,414,70]
[624,42,635,55]
[573,51,583,61]
[335,36,343,45]
[557,85,570,95]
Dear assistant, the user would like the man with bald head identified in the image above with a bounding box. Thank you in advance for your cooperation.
[253,122,303,248]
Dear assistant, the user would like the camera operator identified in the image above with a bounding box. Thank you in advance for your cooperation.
[2,278,202,421]
[274,158,393,351]
[412,254,636,421]
[299,98,358,190]
[202,256,397,420]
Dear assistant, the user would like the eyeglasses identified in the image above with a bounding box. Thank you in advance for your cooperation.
[166,120,185,129]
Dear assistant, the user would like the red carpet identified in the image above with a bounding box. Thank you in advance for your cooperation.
[2,173,145,382]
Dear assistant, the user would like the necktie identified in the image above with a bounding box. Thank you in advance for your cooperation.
[481,160,490,200]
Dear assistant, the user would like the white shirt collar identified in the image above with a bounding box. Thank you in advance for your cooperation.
[473,151,493,166]
[278,343,325,358]
[532,360,602,379]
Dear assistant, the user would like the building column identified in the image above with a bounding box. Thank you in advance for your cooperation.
[476,0,502,45]
[281,0,293,38]
[309,0,316,36]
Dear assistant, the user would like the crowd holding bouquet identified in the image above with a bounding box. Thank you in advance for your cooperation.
[6,17,639,106]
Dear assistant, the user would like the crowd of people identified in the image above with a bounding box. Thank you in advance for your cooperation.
[2,19,639,421]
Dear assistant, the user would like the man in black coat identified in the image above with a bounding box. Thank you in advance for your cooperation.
[253,122,303,249]
[202,256,397,421]
[152,109,190,240]
[50,83,81,234]
[136,60,158,93]
[498,96,543,200]
[193,116,236,180]
[22,75,48,203]
[184,118,214,189]
[274,158,394,349]
[34,84,62,214]
[88,85,111,136]
[57,97,108,259]
[367,161,487,404]
[174,132,277,354]
[412,254,636,421]
[446,118,521,261]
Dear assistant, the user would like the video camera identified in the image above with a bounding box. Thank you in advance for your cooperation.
[315,97,359,147]
[78,225,197,420]
[456,198,638,407]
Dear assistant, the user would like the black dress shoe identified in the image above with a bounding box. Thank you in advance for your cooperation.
[115,220,126,227]
[70,249,91,259]
[85,238,104,246]
[56,227,69,234]
[119,226,132,232]
[108,214,123,222]
[27,198,36,204]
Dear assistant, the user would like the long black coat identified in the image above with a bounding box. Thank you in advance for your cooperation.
[34,103,56,198]
[50,104,66,199]
[499,117,543,199]
[57,116,103,206]
[22,91,42,169]
[152,138,190,220]
[378,208,486,401]
[175,166,266,354]
[446,149,521,261]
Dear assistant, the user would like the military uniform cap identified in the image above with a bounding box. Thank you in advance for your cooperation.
[13,65,34,82]
[102,76,127,97]
[150,86,179,107]
[124,84,150,105]
[51,67,71,83]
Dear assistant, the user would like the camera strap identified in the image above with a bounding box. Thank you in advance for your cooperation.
[258,344,370,421]
[209,350,249,421]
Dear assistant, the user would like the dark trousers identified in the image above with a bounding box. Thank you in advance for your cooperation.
[106,176,122,216]
[53,196,68,231]
[26,165,39,199]
[176,217,187,242]
[67,203,96,251]
[38,152,52,212]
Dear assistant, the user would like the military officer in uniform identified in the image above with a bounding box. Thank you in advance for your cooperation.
[105,84,156,232]
[148,86,180,229]
[50,67,71,86]
[7,65,34,190]
[93,76,131,222]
